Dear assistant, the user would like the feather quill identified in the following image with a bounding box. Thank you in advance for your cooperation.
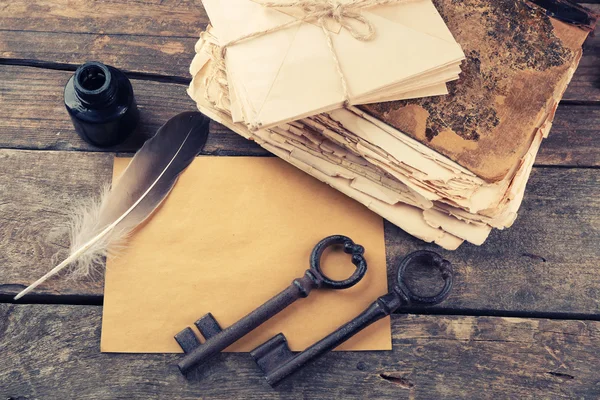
[14,111,210,300]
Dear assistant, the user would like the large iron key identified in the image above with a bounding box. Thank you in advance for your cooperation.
[251,250,453,386]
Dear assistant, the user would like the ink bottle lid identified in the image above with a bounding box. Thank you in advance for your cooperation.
[64,61,139,147]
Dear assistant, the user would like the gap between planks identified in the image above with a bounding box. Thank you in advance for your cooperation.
[3,293,600,324]
[1,57,599,107]
[0,58,191,85]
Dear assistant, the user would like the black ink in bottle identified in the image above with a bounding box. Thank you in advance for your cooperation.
[64,61,139,147]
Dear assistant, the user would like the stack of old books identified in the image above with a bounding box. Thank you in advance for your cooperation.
[189,0,595,249]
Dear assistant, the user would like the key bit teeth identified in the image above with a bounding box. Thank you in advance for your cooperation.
[175,327,201,354]
[194,313,223,340]
[250,333,294,375]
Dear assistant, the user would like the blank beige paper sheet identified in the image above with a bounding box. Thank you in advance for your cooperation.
[101,156,390,353]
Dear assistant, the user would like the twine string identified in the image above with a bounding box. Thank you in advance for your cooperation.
[206,0,415,122]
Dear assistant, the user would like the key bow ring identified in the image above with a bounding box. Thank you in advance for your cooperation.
[309,234,367,289]
[395,250,453,306]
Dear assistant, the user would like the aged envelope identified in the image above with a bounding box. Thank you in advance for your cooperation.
[101,156,390,352]
[203,0,464,129]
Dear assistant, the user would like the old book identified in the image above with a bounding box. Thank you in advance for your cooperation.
[359,0,594,182]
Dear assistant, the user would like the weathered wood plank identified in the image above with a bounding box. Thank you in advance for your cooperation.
[538,104,600,166]
[0,65,264,155]
[0,1,598,101]
[0,0,207,77]
[0,0,204,77]
[1,149,599,317]
[2,304,599,399]
[0,31,198,78]
[1,65,598,165]
[1,0,205,37]
[563,3,600,102]
[0,151,111,299]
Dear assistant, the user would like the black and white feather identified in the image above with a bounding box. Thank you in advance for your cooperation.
[15,111,210,300]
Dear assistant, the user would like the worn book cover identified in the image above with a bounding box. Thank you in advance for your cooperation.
[360,0,596,182]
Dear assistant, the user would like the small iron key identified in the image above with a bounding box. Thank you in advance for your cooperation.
[251,250,454,386]
[176,235,368,374]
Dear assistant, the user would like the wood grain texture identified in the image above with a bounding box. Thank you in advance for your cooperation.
[563,3,600,102]
[0,1,597,101]
[0,150,111,299]
[1,150,599,317]
[1,0,205,36]
[0,65,598,165]
[538,104,600,166]
[0,0,206,77]
[2,304,599,400]
[0,30,198,78]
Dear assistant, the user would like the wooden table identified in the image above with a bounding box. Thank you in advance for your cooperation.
[1,1,599,399]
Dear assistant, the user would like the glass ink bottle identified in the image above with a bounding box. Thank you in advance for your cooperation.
[64,61,139,147]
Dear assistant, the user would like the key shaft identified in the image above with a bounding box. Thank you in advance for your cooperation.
[255,292,403,386]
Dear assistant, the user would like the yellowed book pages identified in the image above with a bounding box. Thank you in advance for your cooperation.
[101,157,390,353]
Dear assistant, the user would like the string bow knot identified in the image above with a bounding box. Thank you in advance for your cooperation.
[316,0,376,41]
[262,0,377,40]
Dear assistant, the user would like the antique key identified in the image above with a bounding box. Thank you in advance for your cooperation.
[176,235,368,374]
[251,250,453,386]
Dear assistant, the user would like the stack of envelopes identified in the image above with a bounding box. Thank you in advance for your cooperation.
[202,0,466,129]
[189,0,594,250]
